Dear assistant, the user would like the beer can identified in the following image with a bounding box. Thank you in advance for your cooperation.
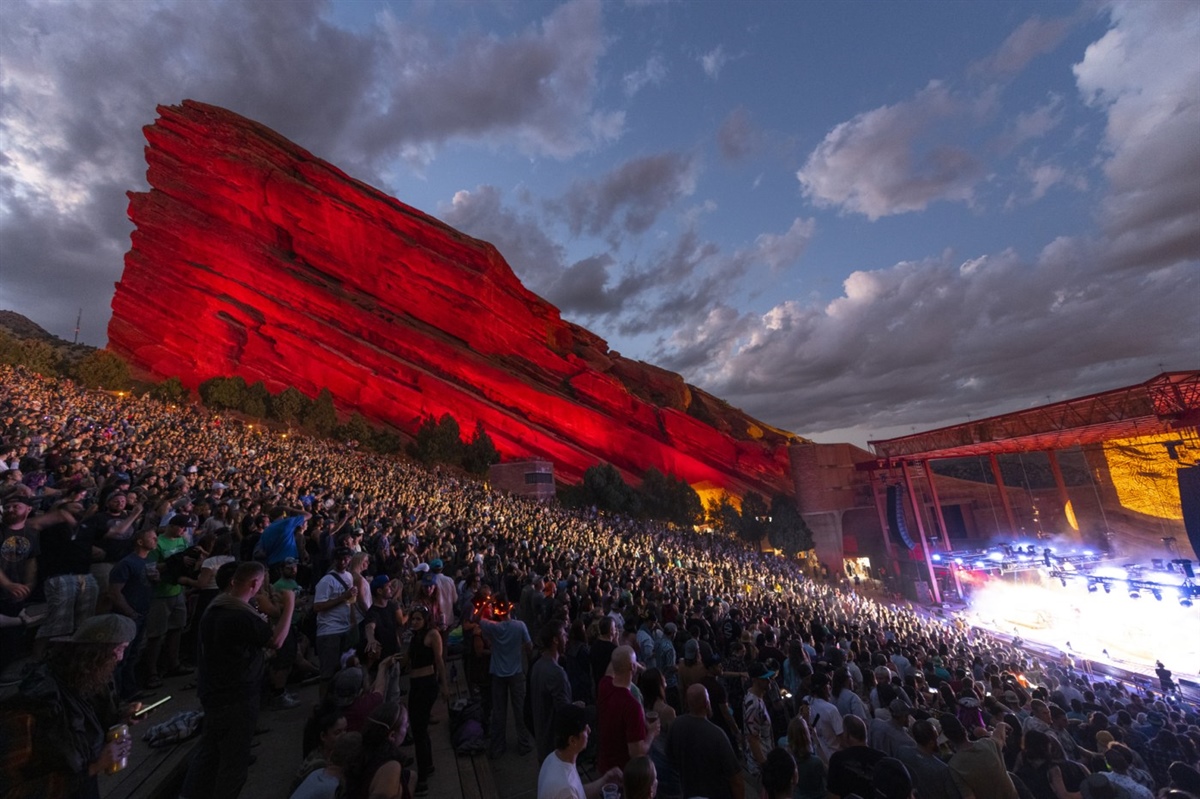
[107,723,130,774]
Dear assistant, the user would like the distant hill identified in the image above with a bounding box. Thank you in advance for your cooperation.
[0,311,70,344]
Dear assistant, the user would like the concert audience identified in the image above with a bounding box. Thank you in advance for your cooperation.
[0,362,1198,799]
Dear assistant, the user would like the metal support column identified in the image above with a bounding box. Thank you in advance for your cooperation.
[923,461,963,599]
[1047,450,1078,538]
[902,460,942,604]
[989,454,1020,536]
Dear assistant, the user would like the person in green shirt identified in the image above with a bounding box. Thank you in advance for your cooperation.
[273,557,303,593]
[141,514,197,688]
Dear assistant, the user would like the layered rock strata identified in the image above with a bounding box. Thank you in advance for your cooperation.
[109,100,799,496]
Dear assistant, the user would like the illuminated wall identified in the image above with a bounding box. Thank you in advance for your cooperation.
[1104,430,1200,520]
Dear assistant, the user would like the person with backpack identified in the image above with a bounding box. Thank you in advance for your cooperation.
[312,546,359,700]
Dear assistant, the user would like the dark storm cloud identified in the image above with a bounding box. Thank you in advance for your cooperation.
[0,0,615,342]
[548,152,696,239]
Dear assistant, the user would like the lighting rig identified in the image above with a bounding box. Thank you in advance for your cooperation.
[929,543,1199,607]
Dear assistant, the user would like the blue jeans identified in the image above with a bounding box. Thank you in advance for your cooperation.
[489,672,530,756]
[180,700,259,799]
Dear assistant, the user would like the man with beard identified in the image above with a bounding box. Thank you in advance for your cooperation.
[0,614,139,799]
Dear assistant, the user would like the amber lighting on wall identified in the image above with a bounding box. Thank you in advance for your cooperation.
[1103,430,1199,519]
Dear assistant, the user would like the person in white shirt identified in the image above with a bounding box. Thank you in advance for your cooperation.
[538,704,623,799]
[808,673,845,764]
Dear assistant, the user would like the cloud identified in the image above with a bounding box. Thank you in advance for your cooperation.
[361,0,621,161]
[700,45,727,79]
[752,217,816,272]
[0,0,618,342]
[441,186,566,289]
[1073,0,1200,270]
[623,55,667,97]
[971,14,1076,77]
[1007,158,1086,207]
[678,245,1197,436]
[544,254,622,315]
[993,93,1065,154]
[796,82,985,219]
[716,106,758,162]
[550,152,697,239]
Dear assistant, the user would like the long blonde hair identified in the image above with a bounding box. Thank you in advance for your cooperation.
[788,715,815,761]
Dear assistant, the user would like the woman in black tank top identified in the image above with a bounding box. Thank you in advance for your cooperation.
[406,608,448,796]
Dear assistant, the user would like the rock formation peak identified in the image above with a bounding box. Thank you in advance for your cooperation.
[109,100,799,497]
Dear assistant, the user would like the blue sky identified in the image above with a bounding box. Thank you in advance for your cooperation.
[1,0,1196,446]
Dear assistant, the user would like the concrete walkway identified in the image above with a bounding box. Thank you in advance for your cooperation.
[97,653,547,799]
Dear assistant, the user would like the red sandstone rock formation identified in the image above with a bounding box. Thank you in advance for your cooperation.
[109,100,800,497]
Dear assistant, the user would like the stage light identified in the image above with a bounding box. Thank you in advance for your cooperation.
[954,558,964,565]
[1182,596,1194,608]
[932,554,941,562]
[1129,587,1141,599]
[1103,582,1111,594]
[1059,576,1068,587]
[1087,581,1098,593]
[1043,548,1053,567]
[1152,589,1162,601]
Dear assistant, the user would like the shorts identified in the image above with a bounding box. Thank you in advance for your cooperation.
[146,593,188,638]
[315,631,351,679]
[90,562,114,599]
[36,574,99,639]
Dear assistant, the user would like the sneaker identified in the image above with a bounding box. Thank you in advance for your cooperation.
[268,693,300,710]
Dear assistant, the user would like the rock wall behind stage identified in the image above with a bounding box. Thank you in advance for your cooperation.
[108,100,799,497]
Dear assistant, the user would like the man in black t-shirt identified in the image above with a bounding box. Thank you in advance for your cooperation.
[828,714,887,799]
[181,561,293,799]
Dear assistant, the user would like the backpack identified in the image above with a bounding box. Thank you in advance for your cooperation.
[449,698,487,754]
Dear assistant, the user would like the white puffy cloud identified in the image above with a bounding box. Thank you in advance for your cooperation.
[1074,0,1200,270]
[687,245,1196,436]
[796,82,985,220]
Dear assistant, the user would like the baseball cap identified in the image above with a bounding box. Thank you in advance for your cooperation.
[890,698,914,716]
[282,557,299,567]
[414,563,431,573]
[703,653,723,668]
[748,661,776,680]
[332,667,364,707]
[69,614,137,645]
[684,639,700,660]
[430,558,444,570]
[332,546,353,559]
[371,575,390,591]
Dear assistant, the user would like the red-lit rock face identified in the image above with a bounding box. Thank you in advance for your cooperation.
[109,100,799,497]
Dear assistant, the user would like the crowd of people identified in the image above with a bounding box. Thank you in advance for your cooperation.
[0,362,1198,799]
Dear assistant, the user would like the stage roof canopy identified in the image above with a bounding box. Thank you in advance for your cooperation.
[869,371,1200,462]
